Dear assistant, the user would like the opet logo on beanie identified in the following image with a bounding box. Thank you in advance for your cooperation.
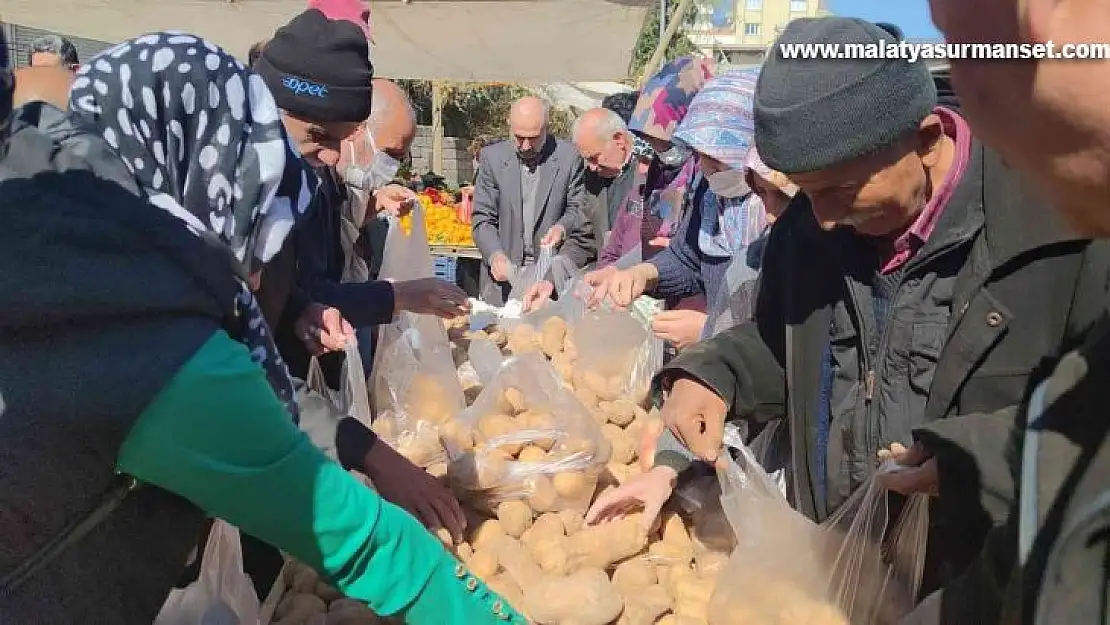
[281,75,329,98]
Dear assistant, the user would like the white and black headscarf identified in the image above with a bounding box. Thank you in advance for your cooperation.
[69,32,316,419]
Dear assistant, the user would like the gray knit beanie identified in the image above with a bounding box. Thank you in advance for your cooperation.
[755,17,937,174]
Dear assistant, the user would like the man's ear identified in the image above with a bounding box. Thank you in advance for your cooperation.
[917,114,947,167]
[1019,0,1054,44]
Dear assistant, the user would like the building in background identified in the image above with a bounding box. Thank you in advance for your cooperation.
[685,0,828,64]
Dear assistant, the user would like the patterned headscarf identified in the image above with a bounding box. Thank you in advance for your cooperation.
[745,147,799,198]
[0,29,12,154]
[70,32,316,419]
[672,68,759,170]
[629,56,716,143]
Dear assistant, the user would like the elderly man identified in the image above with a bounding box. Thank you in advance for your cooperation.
[471,96,593,304]
[27,35,79,71]
[597,15,1110,600]
[895,0,1110,623]
[575,107,638,250]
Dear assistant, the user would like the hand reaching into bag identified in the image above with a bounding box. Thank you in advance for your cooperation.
[391,278,470,319]
[296,303,356,356]
[362,442,467,542]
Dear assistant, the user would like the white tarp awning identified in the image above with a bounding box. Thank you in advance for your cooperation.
[2,0,652,82]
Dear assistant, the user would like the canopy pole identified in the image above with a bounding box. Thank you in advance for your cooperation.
[431,81,445,174]
[640,0,692,85]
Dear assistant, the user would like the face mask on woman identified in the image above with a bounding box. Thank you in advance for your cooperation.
[656,144,689,167]
[707,169,751,198]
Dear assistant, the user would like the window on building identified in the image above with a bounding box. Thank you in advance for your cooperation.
[744,22,761,36]
[790,0,808,11]
[746,0,763,10]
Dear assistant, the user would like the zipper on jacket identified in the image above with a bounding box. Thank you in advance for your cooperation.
[0,474,139,592]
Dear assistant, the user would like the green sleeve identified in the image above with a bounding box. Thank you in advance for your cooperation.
[117,330,525,624]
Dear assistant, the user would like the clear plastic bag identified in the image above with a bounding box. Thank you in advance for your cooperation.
[155,520,261,625]
[563,307,664,404]
[442,352,611,513]
[707,429,930,625]
[295,341,371,462]
[371,207,464,469]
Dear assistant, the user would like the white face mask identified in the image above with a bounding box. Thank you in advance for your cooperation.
[707,169,751,198]
[342,128,401,192]
[656,144,689,167]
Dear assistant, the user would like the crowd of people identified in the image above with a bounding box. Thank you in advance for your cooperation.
[2,0,1110,622]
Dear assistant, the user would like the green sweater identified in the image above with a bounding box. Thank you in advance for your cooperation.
[118,331,525,624]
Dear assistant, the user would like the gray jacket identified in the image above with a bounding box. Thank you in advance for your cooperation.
[471,137,594,304]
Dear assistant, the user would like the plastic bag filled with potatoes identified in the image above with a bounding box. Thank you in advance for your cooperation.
[565,306,664,405]
[706,429,930,625]
[442,352,611,514]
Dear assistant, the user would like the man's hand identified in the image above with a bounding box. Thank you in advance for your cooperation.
[362,442,466,541]
[295,303,355,356]
[522,280,555,313]
[879,442,939,497]
[490,252,513,283]
[392,278,470,318]
[651,310,708,350]
[540,225,566,248]
[372,184,418,217]
[662,377,729,464]
[585,466,678,531]
[589,263,659,309]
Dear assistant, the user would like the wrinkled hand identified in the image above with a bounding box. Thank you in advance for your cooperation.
[585,466,678,531]
[651,309,707,350]
[522,280,555,313]
[490,253,513,283]
[583,265,618,288]
[662,377,729,464]
[362,443,466,541]
[295,303,355,356]
[373,184,418,217]
[540,225,566,248]
[392,277,471,318]
[879,442,939,497]
[589,263,658,309]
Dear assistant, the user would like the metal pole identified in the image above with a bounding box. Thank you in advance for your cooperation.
[431,81,445,174]
[659,0,666,42]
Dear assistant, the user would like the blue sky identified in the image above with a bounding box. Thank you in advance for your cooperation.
[829,0,941,39]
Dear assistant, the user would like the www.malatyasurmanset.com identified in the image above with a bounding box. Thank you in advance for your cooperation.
[779,41,1110,62]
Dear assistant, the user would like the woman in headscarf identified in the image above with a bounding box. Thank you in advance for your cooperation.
[593,55,715,272]
[0,32,523,624]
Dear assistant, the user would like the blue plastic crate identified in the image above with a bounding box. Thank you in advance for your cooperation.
[434,255,458,284]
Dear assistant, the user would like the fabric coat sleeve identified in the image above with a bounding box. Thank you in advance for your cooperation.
[471,148,503,263]
[598,209,639,268]
[304,278,396,328]
[117,331,525,624]
[648,198,704,301]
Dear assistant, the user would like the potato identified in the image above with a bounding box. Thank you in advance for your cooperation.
[531,535,569,575]
[526,474,559,512]
[602,424,637,465]
[553,471,592,500]
[525,568,624,625]
[517,445,547,463]
[503,387,528,414]
[496,500,534,538]
[551,354,575,383]
[439,420,474,453]
[476,414,523,456]
[521,512,565,547]
[695,550,730,579]
[521,410,558,450]
[606,400,638,427]
[574,387,600,410]
[611,558,658,593]
[469,548,500,579]
[558,509,586,534]
[619,584,671,625]
[567,515,650,571]
[394,427,444,467]
[275,593,327,622]
[470,519,507,549]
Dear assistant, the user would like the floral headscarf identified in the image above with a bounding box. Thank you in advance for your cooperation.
[629,56,716,143]
[70,32,316,419]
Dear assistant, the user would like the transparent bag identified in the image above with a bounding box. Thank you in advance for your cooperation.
[707,429,930,625]
[294,341,371,463]
[371,206,464,469]
[154,520,261,625]
[442,352,611,514]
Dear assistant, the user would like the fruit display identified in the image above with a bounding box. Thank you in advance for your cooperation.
[398,188,475,247]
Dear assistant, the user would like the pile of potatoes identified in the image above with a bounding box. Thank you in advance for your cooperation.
[269,559,395,625]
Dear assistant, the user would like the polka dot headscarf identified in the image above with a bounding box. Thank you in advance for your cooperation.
[69,32,318,420]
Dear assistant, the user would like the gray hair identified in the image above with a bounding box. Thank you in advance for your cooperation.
[572,108,627,142]
[367,83,416,132]
[28,36,79,67]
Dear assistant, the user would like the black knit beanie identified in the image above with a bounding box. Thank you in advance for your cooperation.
[755,17,937,174]
[256,9,373,123]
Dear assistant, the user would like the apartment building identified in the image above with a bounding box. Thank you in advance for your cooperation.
[686,0,829,64]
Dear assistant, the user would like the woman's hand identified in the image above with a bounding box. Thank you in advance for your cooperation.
[585,466,678,531]
[362,443,467,542]
[296,303,355,355]
[651,309,707,350]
